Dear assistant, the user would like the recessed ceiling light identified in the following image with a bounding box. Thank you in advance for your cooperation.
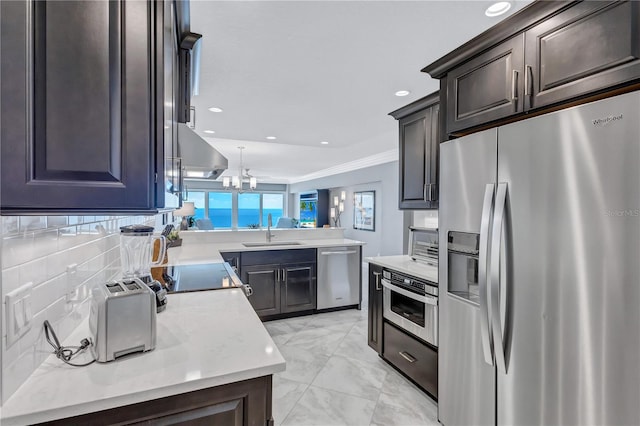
[320,141,329,145]
[395,90,410,97]
[485,1,511,17]
[266,136,277,140]
[203,130,215,134]
[208,107,223,113]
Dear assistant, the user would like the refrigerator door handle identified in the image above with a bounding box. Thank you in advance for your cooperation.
[490,182,508,374]
[479,183,495,366]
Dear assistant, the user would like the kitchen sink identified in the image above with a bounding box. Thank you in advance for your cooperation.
[242,241,301,247]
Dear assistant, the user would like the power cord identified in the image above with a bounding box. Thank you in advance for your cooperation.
[43,320,96,367]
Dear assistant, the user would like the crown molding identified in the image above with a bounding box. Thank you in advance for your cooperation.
[288,149,398,184]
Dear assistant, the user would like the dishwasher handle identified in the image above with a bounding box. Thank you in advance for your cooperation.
[320,250,358,255]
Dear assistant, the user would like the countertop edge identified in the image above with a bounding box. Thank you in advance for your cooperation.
[366,255,438,284]
[2,362,286,426]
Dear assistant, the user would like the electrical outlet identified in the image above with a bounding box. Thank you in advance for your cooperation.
[5,282,33,347]
[66,263,78,297]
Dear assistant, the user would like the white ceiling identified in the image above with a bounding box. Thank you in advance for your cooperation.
[189,0,532,183]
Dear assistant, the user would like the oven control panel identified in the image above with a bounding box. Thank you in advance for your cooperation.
[382,269,438,296]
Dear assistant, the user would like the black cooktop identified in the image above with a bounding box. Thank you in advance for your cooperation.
[166,262,240,293]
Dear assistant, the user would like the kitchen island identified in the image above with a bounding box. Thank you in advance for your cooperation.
[0,289,285,425]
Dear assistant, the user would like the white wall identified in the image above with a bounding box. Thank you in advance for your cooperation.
[289,161,407,258]
[0,214,162,403]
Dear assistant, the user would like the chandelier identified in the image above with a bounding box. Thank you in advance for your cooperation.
[222,146,257,191]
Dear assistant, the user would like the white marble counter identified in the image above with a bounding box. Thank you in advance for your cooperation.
[367,255,438,284]
[166,238,365,266]
[0,290,286,425]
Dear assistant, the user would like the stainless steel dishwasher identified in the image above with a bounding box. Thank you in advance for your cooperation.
[317,246,361,309]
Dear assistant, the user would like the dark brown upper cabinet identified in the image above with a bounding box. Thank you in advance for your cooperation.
[524,1,640,110]
[424,1,640,138]
[446,35,524,133]
[390,92,440,210]
[0,0,167,214]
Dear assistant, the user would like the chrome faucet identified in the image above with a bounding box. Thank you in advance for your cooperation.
[267,213,274,242]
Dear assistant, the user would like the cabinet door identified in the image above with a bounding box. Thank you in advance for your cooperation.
[242,264,281,317]
[281,262,316,313]
[367,263,384,354]
[446,34,525,133]
[0,0,160,213]
[428,103,440,208]
[398,108,432,209]
[525,1,640,110]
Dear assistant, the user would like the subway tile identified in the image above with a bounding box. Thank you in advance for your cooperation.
[18,216,46,233]
[2,266,21,300]
[30,229,60,260]
[46,216,68,229]
[3,335,21,366]
[1,217,19,236]
[18,257,48,288]
[32,276,67,315]
[2,347,35,402]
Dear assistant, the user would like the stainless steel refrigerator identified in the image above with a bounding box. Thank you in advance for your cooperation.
[438,91,640,425]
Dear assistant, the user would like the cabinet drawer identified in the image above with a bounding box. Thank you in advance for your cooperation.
[383,322,437,399]
[242,248,316,266]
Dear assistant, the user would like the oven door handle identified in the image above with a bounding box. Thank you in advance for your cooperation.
[381,279,437,305]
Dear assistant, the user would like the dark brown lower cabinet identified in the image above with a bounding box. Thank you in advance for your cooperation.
[39,376,274,426]
[243,264,281,317]
[383,322,438,400]
[281,262,316,314]
[367,263,383,354]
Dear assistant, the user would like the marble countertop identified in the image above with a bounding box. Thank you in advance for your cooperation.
[366,255,438,284]
[166,238,364,266]
[0,290,286,425]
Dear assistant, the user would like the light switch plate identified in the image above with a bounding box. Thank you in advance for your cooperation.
[5,282,33,347]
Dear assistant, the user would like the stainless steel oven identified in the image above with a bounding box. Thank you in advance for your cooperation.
[382,269,438,347]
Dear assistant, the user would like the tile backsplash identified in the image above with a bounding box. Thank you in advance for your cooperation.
[1,214,164,403]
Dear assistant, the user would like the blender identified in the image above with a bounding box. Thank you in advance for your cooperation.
[120,225,168,312]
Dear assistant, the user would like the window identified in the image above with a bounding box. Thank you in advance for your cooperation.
[183,190,286,229]
[208,192,232,228]
[189,191,206,219]
[263,193,284,226]
[238,193,261,228]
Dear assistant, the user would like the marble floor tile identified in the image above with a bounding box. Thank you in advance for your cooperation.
[373,372,439,425]
[276,344,331,384]
[282,326,347,356]
[312,354,387,401]
[272,375,309,426]
[305,314,359,333]
[264,316,312,336]
[333,327,381,364]
[371,391,438,426]
[282,385,376,426]
[270,332,296,347]
[268,307,438,426]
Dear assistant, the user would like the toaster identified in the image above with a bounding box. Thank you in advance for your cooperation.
[89,278,157,362]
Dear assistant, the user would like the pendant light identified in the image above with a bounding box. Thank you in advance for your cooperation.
[222,146,258,192]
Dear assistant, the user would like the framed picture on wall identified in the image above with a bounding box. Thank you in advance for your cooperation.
[353,191,375,231]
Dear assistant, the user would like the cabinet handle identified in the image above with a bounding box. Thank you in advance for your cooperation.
[276,269,280,282]
[373,271,382,291]
[399,351,417,363]
[423,183,428,201]
[524,65,532,97]
[511,70,519,104]
[282,268,287,282]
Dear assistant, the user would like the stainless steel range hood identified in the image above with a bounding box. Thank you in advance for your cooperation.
[177,123,228,179]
